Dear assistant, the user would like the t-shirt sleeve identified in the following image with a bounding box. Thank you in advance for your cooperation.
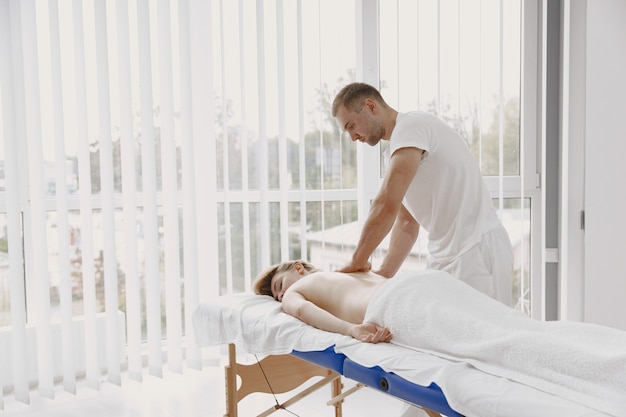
[389,114,433,157]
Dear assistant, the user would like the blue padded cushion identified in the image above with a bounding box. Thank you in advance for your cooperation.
[343,358,463,417]
[291,346,346,374]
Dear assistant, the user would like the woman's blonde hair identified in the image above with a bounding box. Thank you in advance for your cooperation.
[253,260,320,299]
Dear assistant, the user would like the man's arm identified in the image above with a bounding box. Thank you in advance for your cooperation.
[375,204,420,278]
[338,147,422,273]
[282,291,392,343]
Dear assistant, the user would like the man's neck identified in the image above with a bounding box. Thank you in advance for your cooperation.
[382,109,398,141]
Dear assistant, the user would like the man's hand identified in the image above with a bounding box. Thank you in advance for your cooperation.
[336,259,371,273]
[372,268,394,278]
[349,323,393,344]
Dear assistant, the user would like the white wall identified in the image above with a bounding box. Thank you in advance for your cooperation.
[582,0,626,330]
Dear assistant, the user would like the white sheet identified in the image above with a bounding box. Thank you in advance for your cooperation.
[192,292,620,417]
[364,270,626,417]
[192,292,354,354]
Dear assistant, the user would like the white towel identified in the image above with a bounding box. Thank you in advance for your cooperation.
[364,270,626,417]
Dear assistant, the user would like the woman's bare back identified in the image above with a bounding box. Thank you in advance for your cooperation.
[286,270,386,324]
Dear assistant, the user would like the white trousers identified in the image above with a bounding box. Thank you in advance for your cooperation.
[428,225,514,306]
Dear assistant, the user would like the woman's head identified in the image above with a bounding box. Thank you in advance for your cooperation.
[253,260,321,300]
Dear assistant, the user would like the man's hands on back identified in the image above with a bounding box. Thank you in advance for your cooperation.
[336,259,372,273]
[337,260,397,279]
[372,267,394,278]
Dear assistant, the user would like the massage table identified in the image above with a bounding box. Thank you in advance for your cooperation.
[192,292,621,417]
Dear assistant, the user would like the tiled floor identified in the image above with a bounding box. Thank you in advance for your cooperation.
[1,364,427,417]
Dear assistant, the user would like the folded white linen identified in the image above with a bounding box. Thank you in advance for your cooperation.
[364,270,626,417]
[335,341,615,417]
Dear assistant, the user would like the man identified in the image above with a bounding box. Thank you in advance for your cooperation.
[252,260,626,416]
[332,82,514,306]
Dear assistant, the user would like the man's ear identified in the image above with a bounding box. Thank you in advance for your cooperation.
[364,98,376,114]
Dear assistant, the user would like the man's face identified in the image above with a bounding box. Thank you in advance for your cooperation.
[335,100,384,147]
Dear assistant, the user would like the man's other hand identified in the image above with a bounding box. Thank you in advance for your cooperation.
[336,260,371,273]
[372,268,394,278]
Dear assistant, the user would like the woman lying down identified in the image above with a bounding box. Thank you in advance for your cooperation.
[253,260,626,417]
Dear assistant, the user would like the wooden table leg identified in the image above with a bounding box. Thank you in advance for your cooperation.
[224,344,238,417]
[331,377,344,417]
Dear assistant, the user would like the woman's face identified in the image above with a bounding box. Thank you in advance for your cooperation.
[270,263,305,301]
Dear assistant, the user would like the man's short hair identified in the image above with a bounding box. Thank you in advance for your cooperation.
[332,82,387,117]
[253,260,321,299]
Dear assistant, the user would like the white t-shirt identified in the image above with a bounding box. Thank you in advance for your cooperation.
[385,111,501,264]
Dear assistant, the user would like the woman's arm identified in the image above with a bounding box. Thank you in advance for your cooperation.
[282,291,392,343]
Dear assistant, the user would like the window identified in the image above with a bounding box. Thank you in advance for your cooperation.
[0,0,536,403]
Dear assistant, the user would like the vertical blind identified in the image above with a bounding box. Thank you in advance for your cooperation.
[0,0,221,405]
[0,0,531,410]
